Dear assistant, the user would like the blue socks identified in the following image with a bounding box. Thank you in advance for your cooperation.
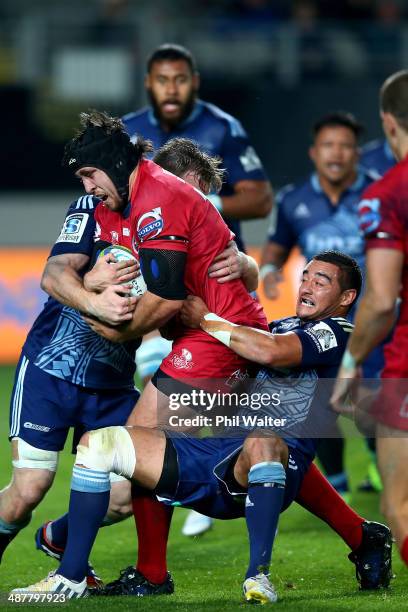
[245,461,286,579]
[57,466,110,582]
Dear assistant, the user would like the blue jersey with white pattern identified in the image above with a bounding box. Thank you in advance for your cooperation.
[360,139,396,179]
[230,315,353,459]
[122,100,267,251]
[268,172,374,272]
[22,195,140,389]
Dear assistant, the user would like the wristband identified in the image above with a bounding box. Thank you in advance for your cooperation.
[259,263,279,280]
[203,312,237,347]
[207,194,223,213]
[341,349,357,371]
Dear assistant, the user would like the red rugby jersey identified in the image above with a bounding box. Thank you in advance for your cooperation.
[358,155,408,375]
[129,159,267,329]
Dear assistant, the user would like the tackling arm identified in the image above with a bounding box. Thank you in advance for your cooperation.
[180,295,302,368]
[41,253,137,326]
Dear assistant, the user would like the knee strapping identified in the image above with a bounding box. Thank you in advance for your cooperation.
[76,426,136,479]
[249,461,286,487]
[12,438,58,472]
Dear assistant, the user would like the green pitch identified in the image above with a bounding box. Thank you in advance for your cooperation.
[0,365,407,611]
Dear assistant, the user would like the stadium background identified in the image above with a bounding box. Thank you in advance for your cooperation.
[1,1,408,607]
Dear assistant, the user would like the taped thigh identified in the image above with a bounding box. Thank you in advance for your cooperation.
[12,437,58,472]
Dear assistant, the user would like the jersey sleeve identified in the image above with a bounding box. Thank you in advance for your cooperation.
[358,185,404,252]
[220,120,267,188]
[49,195,100,258]
[295,319,350,368]
[267,190,297,249]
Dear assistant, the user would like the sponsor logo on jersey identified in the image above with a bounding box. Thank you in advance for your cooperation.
[123,227,130,236]
[137,207,164,242]
[170,348,194,370]
[305,321,338,352]
[56,213,89,244]
[239,146,262,173]
[358,198,381,235]
[23,421,51,432]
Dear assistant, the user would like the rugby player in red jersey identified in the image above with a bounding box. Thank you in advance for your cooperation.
[332,69,408,568]
[63,111,267,594]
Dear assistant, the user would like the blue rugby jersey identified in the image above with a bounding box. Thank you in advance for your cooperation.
[268,172,374,273]
[122,99,268,252]
[22,196,140,389]
[360,139,396,179]
[231,315,353,459]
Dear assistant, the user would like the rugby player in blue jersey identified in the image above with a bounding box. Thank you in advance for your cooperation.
[260,111,382,499]
[11,252,392,603]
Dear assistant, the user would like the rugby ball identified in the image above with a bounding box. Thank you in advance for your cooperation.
[99,245,147,297]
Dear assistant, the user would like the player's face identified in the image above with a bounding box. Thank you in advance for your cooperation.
[76,167,123,211]
[309,126,359,186]
[145,60,199,129]
[296,260,354,320]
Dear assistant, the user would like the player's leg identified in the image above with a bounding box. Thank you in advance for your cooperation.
[0,439,57,562]
[0,357,62,563]
[12,425,166,596]
[316,431,350,500]
[234,433,288,604]
[109,378,175,594]
[377,425,408,566]
[295,461,392,589]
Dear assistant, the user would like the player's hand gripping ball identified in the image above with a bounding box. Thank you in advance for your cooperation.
[99,245,147,297]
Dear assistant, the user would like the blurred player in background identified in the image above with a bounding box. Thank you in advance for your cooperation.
[260,111,381,499]
[332,69,408,571]
[123,42,273,537]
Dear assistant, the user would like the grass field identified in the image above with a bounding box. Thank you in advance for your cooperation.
[0,364,407,611]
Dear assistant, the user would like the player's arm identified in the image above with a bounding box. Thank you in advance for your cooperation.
[42,253,137,326]
[208,240,259,291]
[214,179,273,220]
[214,124,273,220]
[331,248,401,413]
[346,248,401,362]
[84,246,186,342]
[180,295,302,368]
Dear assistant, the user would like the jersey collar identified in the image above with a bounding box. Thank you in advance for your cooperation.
[310,171,366,196]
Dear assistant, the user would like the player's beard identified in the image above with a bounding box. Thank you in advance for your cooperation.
[148,90,196,131]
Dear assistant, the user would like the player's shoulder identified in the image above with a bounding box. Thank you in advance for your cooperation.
[361,138,384,156]
[199,100,247,138]
[362,158,406,200]
[302,317,354,352]
[140,159,204,204]
[269,316,300,333]
[67,195,100,214]
[276,177,313,208]
[122,106,150,126]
